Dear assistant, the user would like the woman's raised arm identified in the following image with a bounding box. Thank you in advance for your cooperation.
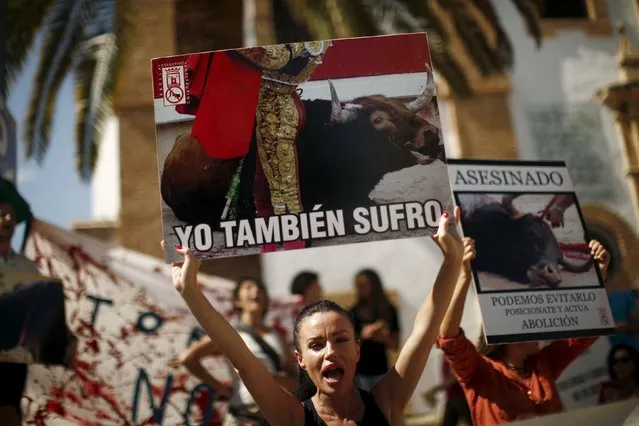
[439,237,475,338]
[179,336,233,400]
[372,208,464,423]
[164,242,304,425]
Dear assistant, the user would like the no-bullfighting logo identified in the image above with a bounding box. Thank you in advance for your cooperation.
[162,65,187,107]
[598,307,610,326]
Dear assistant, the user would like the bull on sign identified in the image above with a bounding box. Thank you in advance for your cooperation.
[151,33,455,262]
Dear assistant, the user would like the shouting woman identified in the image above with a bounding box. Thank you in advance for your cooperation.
[163,207,464,425]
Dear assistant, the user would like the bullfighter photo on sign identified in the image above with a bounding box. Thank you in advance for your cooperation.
[151,33,454,262]
[448,159,615,344]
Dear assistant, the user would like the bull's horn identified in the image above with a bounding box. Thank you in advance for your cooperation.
[560,256,593,273]
[406,63,435,112]
[329,80,359,123]
[329,79,342,119]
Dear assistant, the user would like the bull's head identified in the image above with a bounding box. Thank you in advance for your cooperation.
[502,195,593,288]
[328,63,442,165]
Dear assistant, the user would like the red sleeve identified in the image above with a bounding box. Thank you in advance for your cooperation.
[189,52,263,160]
[175,53,211,116]
[436,328,488,384]
[537,336,598,380]
[441,358,450,379]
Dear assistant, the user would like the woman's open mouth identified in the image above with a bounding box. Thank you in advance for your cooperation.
[321,366,345,384]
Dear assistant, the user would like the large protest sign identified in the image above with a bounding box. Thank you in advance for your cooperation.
[21,220,302,425]
[448,159,615,344]
[151,32,454,263]
[0,268,73,366]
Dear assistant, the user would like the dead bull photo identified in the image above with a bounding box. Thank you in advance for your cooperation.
[457,193,593,289]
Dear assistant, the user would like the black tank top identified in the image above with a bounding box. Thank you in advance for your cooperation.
[302,388,390,425]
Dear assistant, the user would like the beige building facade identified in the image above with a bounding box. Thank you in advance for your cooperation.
[72,0,639,290]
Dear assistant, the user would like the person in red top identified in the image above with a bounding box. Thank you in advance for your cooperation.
[436,238,610,425]
[422,358,471,425]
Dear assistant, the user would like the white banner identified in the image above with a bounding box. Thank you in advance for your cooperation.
[21,219,302,425]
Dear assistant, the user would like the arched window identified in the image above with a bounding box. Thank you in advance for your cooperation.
[582,204,639,291]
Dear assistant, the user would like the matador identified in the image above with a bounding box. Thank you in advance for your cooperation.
[175,41,331,251]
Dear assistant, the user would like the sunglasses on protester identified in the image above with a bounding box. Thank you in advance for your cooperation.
[613,356,632,365]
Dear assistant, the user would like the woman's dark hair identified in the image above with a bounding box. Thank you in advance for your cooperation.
[292,300,357,401]
[232,276,270,318]
[290,271,319,297]
[607,343,639,383]
[477,329,507,361]
[353,269,394,323]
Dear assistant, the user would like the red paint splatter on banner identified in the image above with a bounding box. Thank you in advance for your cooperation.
[21,223,301,425]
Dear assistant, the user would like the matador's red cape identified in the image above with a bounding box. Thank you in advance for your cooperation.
[176,52,263,159]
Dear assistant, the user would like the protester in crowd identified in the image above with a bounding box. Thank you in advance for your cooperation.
[436,238,610,425]
[179,276,298,425]
[290,271,324,307]
[349,268,400,391]
[607,289,639,351]
[422,358,471,426]
[0,181,77,426]
[165,207,464,425]
[598,343,639,404]
[0,200,35,426]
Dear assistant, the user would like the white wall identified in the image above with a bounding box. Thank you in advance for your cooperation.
[90,115,120,221]
[261,1,639,416]
[499,0,639,229]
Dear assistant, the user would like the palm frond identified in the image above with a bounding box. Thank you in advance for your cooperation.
[332,0,381,37]
[279,0,337,40]
[74,50,98,178]
[74,0,137,180]
[74,36,115,181]
[362,0,431,37]
[272,0,313,43]
[4,0,56,99]
[472,0,514,68]
[511,0,542,48]
[388,0,473,97]
[439,0,501,76]
[24,0,100,164]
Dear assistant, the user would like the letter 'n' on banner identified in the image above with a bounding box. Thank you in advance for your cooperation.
[447,159,615,344]
[150,33,457,263]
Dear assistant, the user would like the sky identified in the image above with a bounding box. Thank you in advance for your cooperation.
[7,36,92,249]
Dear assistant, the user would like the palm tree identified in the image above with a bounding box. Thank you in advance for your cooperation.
[4,0,542,182]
